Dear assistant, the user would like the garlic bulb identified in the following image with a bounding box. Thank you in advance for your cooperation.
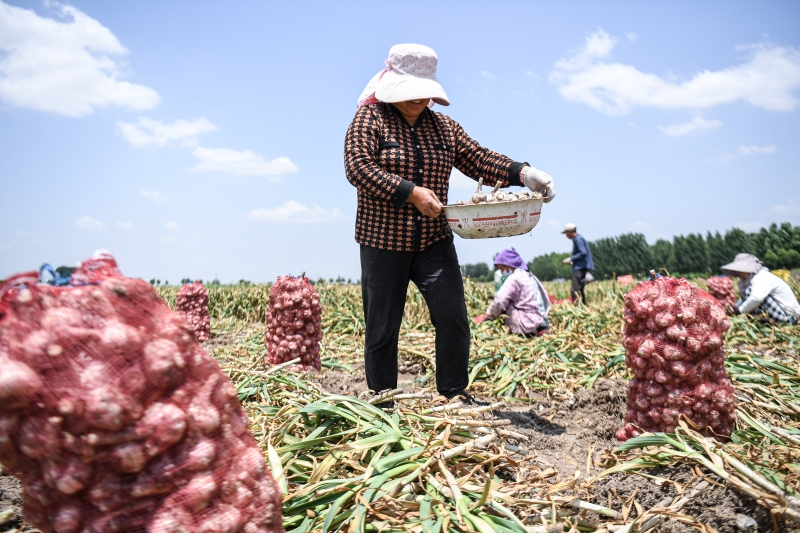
[470,178,486,204]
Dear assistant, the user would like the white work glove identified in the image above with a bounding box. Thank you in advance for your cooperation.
[562,257,572,265]
[522,166,556,203]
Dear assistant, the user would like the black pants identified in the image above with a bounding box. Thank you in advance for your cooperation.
[360,238,470,396]
[571,268,587,304]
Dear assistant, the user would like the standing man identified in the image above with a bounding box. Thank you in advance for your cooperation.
[561,223,594,304]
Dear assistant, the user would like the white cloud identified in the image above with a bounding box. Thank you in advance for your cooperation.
[550,29,800,115]
[15,231,31,237]
[139,189,168,204]
[191,147,299,177]
[164,221,179,230]
[525,71,541,81]
[0,2,159,117]
[74,216,104,231]
[480,70,497,81]
[246,201,344,224]
[158,236,178,244]
[116,221,135,229]
[626,32,639,42]
[659,117,722,137]
[117,117,216,147]
[738,144,776,156]
[771,200,800,214]
[625,221,652,232]
[716,144,777,164]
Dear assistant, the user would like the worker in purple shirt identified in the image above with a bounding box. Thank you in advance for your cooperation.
[561,223,594,304]
[473,248,550,336]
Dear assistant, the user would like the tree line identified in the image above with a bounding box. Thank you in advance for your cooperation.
[462,222,800,282]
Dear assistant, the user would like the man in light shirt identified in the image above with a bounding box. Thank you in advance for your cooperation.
[721,253,800,324]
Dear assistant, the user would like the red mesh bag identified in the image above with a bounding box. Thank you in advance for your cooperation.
[617,275,735,442]
[0,254,283,533]
[264,276,321,370]
[177,282,211,342]
[705,276,737,307]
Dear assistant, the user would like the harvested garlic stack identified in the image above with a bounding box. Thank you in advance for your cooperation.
[0,254,283,533]
[264,275,322,370]
[706,276,737,307]
[176,282,211,342]
[618,274,735,442]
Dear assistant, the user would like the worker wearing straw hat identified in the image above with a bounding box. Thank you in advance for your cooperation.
[473,248,550,336]
[721,253,799,324]
[345,44,557,404]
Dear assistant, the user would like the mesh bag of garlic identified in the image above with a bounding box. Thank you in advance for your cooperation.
[264,275,322,371]
[0,254,283,533]
[617,275,735,442]
[705,275,738,307]
[177,282,211,342]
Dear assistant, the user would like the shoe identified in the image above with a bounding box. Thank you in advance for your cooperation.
[373,400,395,410]
[444,391,490,407]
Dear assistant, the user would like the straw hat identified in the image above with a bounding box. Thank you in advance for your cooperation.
[357,44,450,108]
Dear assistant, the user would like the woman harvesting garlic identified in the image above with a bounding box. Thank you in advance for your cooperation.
[473,248,551,337]
[344,44,556,403]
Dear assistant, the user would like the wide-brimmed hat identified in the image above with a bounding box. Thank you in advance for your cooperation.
[494,248,528,271]
[721,253,763,276]
[357,44,450,108]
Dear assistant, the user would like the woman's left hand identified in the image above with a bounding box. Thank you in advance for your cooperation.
[472,314,488,324]
[408,186,443,218]
[522,166,556,202]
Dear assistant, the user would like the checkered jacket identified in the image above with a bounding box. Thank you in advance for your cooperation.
[344,103,526,252]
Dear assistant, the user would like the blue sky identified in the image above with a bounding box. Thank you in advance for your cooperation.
[1,1,799,283]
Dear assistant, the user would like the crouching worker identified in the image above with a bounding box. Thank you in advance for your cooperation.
[721,253,800,324]
[474,248,551,336]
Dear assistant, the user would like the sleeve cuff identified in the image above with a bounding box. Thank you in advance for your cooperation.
[507,161,528,187]
[391,179,415,209]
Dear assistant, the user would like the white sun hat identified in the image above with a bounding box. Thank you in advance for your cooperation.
[720,253,764,276]
[357,44,450,108]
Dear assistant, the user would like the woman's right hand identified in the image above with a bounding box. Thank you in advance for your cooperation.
[408,186,443,218]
